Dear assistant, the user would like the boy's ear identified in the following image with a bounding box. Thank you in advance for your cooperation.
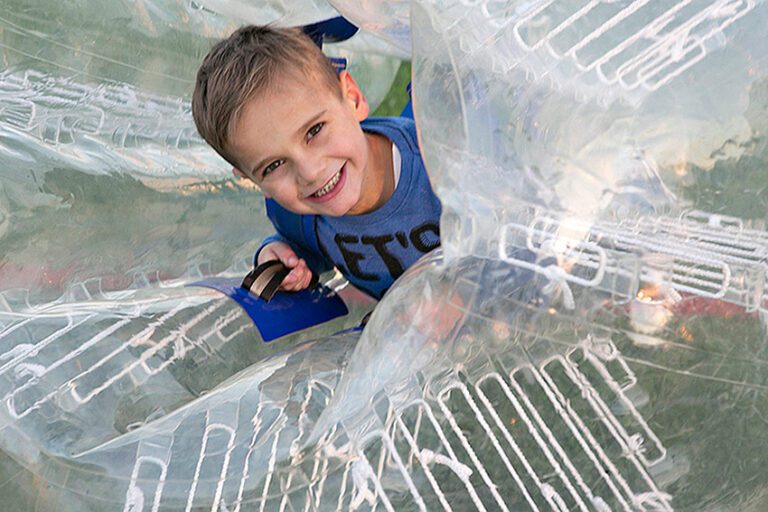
[338,70,369,121]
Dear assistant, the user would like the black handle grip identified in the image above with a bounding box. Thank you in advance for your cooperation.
[241,260,318,302]
[241,260,290,302]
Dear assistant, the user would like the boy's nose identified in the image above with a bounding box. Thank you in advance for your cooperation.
[295,157,325,185]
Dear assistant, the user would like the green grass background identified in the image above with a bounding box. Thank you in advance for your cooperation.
[372,61,412,117]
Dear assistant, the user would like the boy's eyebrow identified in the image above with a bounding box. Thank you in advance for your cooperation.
[295,109,327,138]
[251,109,328,176]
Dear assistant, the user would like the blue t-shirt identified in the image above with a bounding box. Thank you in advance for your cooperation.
[260,117,441,299]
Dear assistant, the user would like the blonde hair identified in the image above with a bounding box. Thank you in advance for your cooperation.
[192,25,340,166]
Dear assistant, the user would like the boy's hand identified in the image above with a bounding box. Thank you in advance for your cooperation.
[257,242,314,292]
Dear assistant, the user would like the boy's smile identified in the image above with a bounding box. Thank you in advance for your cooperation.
[305,163,345,201]
[227,71,393,217]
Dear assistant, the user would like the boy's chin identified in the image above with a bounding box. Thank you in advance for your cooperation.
[307,193,360,216]
[312,203,353,217]
[271,201,350,217]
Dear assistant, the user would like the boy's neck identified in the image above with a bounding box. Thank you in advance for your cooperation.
[355,132,394,214]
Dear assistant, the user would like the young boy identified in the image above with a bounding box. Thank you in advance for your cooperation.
[192,25,441,299]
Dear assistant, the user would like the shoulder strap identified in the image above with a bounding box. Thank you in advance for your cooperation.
[361,117,419,155]
[301,213,319,254]
[401,82,413,119]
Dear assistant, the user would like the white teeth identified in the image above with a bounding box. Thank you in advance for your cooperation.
[312,169,342,198]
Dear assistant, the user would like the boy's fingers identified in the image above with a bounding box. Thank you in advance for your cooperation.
[300,266,314,290]
[283,267,300,284]
[294,268,310,290]
[270,246,298,267]
[257,248,315,291]
[280,263,311,291]
[281,274,301,290]
[259,246,279,263]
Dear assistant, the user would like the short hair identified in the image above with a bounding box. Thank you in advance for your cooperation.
[192,25,341,166]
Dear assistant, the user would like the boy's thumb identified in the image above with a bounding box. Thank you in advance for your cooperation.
[272,246,298,268]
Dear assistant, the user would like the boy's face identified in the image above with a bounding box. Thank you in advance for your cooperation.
[228,71,375,217]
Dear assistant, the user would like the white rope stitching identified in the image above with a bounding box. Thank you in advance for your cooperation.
[419,448,473,481]
[349,458,377,510]
[541,265,575,310]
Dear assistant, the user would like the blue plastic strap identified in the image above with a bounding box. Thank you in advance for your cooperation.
[401,82,414,119]
[190,277,348,342]
[302,16,359,47]
[302,16,355,75]
[329,57,348,73]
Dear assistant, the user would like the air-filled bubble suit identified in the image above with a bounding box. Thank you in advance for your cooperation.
[1,0,768,509]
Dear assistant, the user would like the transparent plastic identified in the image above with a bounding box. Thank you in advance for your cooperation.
[1,0,768,510]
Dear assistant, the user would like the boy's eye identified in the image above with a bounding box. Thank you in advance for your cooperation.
[263,159,284,177]
[306,122,324,141]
